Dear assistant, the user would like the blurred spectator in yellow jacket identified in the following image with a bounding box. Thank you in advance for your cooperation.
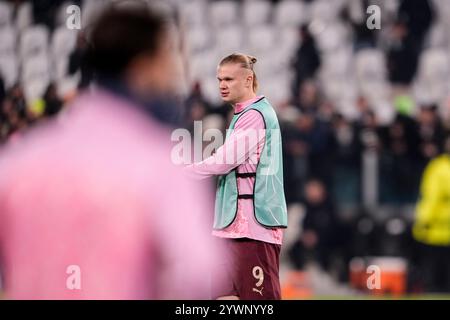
[413,134,450,292]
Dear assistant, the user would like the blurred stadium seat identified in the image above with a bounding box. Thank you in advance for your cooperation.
[242,0,272,27]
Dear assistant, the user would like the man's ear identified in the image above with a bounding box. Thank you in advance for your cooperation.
[246,75,253,88]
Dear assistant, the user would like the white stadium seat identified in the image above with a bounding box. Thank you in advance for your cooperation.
[0,55,19,89]
[310,0,346,24]
[19,25,49,61]
[355,49,387,83]
[51,26,78,59]
[188,49,218,83]
[314,22,350,53]
[417,49,449,82]
[247,24,277,53]
[22,54,51,102]
[413,49,450,104]
[186,26,212,54]
[15,1,33,31]
[274,0,305,28]
[208,0,239,28]
[243,0,272,27]
[0,26,16,57]
[179,0,208,28]
[215,25,244,54]
[278,26,300,55]
[0,1,13,27]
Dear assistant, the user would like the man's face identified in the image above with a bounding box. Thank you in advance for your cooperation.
[217,63,252,104]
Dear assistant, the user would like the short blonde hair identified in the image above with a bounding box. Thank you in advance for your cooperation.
[219,53,258,92]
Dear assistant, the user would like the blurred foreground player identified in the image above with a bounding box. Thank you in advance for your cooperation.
[0,5,220,299]
[186,54,288,300]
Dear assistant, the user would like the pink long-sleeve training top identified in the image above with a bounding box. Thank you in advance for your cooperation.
[185,96,283,245]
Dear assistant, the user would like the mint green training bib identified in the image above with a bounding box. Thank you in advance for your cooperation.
[214,97,288,230]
